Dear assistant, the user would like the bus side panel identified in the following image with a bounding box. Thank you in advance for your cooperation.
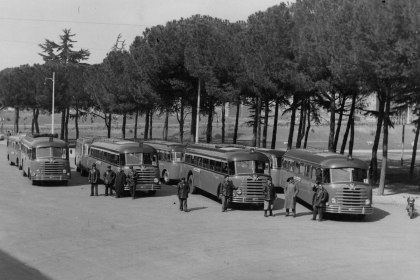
[270,169,281,189]
[197,168,223,197]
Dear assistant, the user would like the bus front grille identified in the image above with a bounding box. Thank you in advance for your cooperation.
[335,187,370,207]
[232,177,266,203]
[135,168,157,184]
[40,162,64,175]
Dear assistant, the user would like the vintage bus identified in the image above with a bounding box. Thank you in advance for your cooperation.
[145,140,186,184]
[20,134,71,185]
[75,136,95,176]
[7,135,23,168]
[251,147,286,191]
[86,138,160,195]
[280,149,372,217]
[181,144,270,204]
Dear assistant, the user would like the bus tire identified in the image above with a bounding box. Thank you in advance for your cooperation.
[163,170,170,184]
[19,160,23,170]
[22,167,26,177]
[32,180,37,186]
[188,174,198,194]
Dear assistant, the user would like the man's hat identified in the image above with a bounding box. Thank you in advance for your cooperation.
[92,163,96,167]
[287,177,294,183]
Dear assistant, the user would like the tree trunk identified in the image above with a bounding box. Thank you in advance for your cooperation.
[206,103,214,143]
[134,110,139,139]
[75,106,79,139]
[349,114,355,157]
[180,98,185,143]
[65,107,70,142]
[333,95,346,152]
[378,89,391,195]
[190,102,197,142]
[233,101,240,144]
[34,108,40,134]
[303,102,311,149]
[370,93,385,184]
[122,113,127,139]
[340,93,356,154]
[60,110,65,139]
[328,92,336,152]
[287,95,297,150]
[221,103,226,144]
[256,96,262,148]
[262,98,269,148]
[271,97,279,149]
[149,110,153,140]
[13,107,19,134]
[107,113,112,138]
[296,104,305,148]
[410,121,419,179]
[252,97,258,147]
[163,109,169,141]
[144,109,149,140]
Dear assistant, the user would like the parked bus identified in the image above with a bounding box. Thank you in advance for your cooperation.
[75,136,95,176]
[7,135,23,168]
[181,144,270,204]
[280,149,372,217]
[86,138,160,195]
[250,147,286,191]
[20,134,71,185]
[145,140,186,184]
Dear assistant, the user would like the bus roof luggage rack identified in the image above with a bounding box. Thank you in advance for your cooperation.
[27,133,58,139]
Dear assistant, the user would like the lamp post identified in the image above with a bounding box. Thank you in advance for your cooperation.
[45,72,55,134]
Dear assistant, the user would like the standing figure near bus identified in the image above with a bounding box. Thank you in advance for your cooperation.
[284,177,299,217]
[114,167,126,198]
[220,175,237,212]
[88,163,99,196]
[177,177,190,212]
[127,166,137,199]
[263,177,276,217]
[312,181,328,221]
[103,166,116,196]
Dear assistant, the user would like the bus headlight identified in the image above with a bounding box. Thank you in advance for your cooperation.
[62,169,66,174]
[236,188,242,195]
[153,178,159,183]
[365,199,370,205]
[331,198,337,204]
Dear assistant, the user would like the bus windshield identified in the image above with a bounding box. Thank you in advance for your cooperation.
[235,160,268,175]
[124,152,158,166]
[173,152,183,162]
[330,168,368,183]
[36,147,66,159]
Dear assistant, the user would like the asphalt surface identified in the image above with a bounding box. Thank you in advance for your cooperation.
[0,142,419,280]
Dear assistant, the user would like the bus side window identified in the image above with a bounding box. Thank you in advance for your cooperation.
[289,161,294,172]
[120,154,125,166]
[322,169,331,183]
[209,160,215,170]
[197,157,202,167]
[221,162,228,174]
[203,158,209,169]
[228,161,235,175]
[294,162,300,174]
[305,165,311,177]
[215,161,222,172]
[299,163,305,174]
[313,168,322,182]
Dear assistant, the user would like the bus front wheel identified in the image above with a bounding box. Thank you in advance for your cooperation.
[188,175,198,194]
[163,170,170,184]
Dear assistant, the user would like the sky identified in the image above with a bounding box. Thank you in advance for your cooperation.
[0,0,285,69]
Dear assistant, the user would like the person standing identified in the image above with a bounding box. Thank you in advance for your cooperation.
[127,166,137,200]
[114,167,126,198]
[312,181,329,221]
[284,177,299,217]
[220,175,237,212]
[263,177,276,217]
[88,163,99,196]
[103,166,116,196]
[177,177,190,212]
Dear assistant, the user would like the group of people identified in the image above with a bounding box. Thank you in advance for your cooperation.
[88,163,329,220]
[263,176,328,221]
[88,164,137,199]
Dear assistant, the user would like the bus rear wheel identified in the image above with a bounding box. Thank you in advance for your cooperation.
[188,174,198,194]
[163,170,170,184]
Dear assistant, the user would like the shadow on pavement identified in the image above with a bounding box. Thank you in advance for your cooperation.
[187,206,208,212]
[0,249,51,280]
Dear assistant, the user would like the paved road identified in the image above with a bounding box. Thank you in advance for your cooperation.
[0,143,419,280]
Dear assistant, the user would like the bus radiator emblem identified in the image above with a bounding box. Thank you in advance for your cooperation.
[252,175,258,181]
[140,165,146,171]
[349,183,355,190]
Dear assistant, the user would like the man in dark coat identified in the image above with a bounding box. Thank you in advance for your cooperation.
[177,177,190,212]
[103,166,116,196]
[88,163,99,196]
[263,177,276,217]
[312,181,329,221]
[114,167,126,198]
[127,166,136,200]
[220,175,237,212]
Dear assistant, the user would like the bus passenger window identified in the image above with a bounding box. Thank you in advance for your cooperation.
[322,169,331,183]
[294,162,300,174]
[221,163,228,174]
[215,161,222,172]
[314,168,322,182]
[228,162,235,175]
[305,165,311,177]
[209,160,215,170]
